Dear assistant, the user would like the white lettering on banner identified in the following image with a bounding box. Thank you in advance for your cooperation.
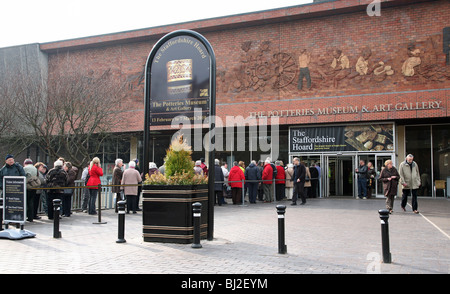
[249,100,443,118]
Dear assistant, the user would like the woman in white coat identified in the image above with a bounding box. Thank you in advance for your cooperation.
[121,161,142,214]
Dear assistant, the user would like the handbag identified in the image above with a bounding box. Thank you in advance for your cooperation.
[27,175,41,190]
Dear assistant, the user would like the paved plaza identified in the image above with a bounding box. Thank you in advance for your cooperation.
[0,197,449,277]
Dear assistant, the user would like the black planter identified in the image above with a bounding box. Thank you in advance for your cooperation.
[142,184,208,244]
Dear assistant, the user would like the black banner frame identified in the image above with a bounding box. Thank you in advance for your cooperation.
[143,30,216,241]
[2,176,26,225]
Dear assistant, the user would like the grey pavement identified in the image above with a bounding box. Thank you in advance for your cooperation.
[0,196,449,275]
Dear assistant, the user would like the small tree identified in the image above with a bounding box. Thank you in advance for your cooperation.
[144,134,207,185]
[164,134,194,177]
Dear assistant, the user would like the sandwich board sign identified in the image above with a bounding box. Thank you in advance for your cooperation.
[0,176,35,239]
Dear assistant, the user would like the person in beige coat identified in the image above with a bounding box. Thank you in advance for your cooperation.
[398,154,421,213]
[285,164,294,199]
[121,160,142,214]
[303,162,312,198]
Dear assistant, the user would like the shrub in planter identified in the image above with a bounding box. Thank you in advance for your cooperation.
[142,134,208,244]
[143,134,208,185]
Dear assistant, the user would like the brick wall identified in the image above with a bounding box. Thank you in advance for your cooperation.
[44,0,450,131]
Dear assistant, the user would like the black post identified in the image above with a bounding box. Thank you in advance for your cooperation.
[0,198,3,231]
[116,200,126,243]
[93,184,106,224]
[192,202,202,249]
[276,205,287,254]
[379,209,391,263]
[53,199,61,238]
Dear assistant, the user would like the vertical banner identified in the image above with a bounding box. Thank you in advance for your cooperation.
[2,176,26,224]
[144,30,216,240]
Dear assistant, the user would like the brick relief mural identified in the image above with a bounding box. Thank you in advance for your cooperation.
[217,34,449,97]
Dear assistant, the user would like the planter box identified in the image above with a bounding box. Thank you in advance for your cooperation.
[142,184,208,244]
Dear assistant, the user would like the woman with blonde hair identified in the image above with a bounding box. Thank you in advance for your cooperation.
[86,157,103,215]
[379,159,400,214]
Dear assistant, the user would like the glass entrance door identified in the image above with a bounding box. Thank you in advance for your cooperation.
[324,154,355,197]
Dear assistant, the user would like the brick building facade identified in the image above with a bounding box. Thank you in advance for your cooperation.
[2,0,450,197]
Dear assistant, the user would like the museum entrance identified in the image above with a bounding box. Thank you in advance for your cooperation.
[324,155,356,197]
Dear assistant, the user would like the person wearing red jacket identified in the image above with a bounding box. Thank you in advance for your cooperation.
[228,161,245,204]
[275,161,286,201]
[262,159,274,202]
[86,157,104,215]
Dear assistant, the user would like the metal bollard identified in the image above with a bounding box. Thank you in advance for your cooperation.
[93,184,107,224]
[191,202,202,249]
[276,205,287,254]
[378,209,391,263]
[116,200,126,243]
[53,199,62,238]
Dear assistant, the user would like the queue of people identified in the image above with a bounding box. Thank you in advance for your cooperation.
[0,152,422,222]
[0,154,102,221]
[207,157,320,206]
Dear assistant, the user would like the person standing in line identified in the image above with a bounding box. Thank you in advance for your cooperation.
[355,159,368,199]
[214,159,225,206]
[148,162,159,176]
[134,159,143,212]
[221,162,229,202]
[262,158,274,203]
[303,162,312,198]
[285,163,294,200]
[291,157,306,205]
[121,160,142,214]
[275,160,286,201]
[228,161,245,204]
[200,158,208,176]
[194,160,203,175]
[112,158,124,213]
[245,160,260,204]
[80,163,90,213]
[86,157,103,215]
[366,161,376,198]
[45,160,68,220]
[0,155,26,183]
[309,163,319,198]
[34,162,48,217]
[62,162,77,217]
[399,154,421,214]
[379,160,400,214]
[23,158,39,222]
[256,160,264,201]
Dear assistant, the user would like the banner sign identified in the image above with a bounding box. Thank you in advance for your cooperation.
[290,124,394,153]
[147,34,211,126]
[143,30,216,241]
[2,176,26,224]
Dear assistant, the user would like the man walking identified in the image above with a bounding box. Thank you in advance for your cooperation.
[291,157,306,205]
[399,154,421,213]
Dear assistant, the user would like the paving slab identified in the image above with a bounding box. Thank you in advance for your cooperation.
[0,197,448,278]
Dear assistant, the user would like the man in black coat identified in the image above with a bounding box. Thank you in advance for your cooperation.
[45,160,68,219]
[244,160,261,204]
[214,159,225,205]
[291,157,306,205]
